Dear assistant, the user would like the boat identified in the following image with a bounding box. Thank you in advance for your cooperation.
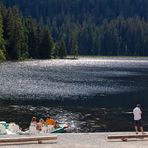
[0,121,20,135]
[0,121,68,136]
[51,124,68,133]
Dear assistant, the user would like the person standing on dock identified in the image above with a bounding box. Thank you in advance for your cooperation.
[133,104,145,134]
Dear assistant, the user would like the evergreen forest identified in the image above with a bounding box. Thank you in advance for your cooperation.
[1,0,148,61]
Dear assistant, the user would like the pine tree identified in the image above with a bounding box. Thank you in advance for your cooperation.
[52,43,59,59]
[0,49,5,61]
[0,14,5,50]
[39,27,54,59]
[59,37,67,59]
[0,14,6,60]
[71,32,78,59]
[6,7,27,60]
[24,17,39,58]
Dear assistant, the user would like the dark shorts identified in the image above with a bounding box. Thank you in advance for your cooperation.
[134,119,142,127]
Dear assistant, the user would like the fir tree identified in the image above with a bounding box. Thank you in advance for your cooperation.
[0,14,5,50]
[59,37,67,59]
[52,43,59,59]
[0,49,5,61]
[24,17,39,58]
[6,7,27,60]
[39,27,54,59]
[0,14,5,60]
[71,33,78,59]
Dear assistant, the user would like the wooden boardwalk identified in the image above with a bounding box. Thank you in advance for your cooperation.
[0,132,148,148]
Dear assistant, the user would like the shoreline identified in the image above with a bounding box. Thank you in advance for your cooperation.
[1,56,148,63]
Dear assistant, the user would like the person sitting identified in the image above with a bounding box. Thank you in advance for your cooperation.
[30,116,37,127]
[36,118,45,131]
[45,116,57,128]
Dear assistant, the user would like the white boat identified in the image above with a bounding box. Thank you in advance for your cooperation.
[0,121,68,136]
[0,121,21,135]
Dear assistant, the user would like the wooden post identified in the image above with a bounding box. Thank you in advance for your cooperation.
[38,140,43,144]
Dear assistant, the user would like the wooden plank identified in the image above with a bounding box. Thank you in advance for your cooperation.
[108,134,148,139]
[0,135,57,144]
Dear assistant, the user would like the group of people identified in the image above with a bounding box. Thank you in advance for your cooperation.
[30,116,58,131]
[29,105,145,134]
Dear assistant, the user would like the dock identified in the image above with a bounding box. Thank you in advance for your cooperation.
[0,132,148,148]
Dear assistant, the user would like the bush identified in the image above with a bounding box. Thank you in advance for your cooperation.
[0,49,6,61]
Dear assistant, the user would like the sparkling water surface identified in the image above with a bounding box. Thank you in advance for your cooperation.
[0,58,148,132]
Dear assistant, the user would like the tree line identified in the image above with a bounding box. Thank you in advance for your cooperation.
[3,0,148,23]
[1,0,148,61]
[0,3,75,61]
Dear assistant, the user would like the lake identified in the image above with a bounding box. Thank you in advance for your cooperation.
[0,57,148,132]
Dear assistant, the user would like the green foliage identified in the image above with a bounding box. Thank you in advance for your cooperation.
[0,0,148,60]
[59,37,67,59]
[5,7,28,60]
[0,14,5,51]
[3,0,148,23]
[24,17,39,59]
[52,43,59,59]
[38,27,54,59]
[71,33,78,58]
[0,49,6,61]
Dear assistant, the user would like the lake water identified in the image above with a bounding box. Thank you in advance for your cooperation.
[0,57,148,132]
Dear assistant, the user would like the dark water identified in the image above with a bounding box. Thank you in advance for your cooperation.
[0,58,148,132]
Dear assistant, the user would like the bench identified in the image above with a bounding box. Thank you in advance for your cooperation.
[107,134,148,141]
[0,135,57,144]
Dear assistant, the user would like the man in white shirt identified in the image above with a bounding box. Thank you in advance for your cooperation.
[133,104,145,134]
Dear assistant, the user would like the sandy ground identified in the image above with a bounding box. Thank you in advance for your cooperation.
[0,132,148,148]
